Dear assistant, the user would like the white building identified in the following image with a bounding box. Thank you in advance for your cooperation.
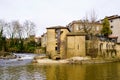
[101,15,120,43]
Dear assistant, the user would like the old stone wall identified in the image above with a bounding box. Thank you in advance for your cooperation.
[46,29,57,58]
[66,34,86,58]
[59,29,69,59]
[98,41,119,57]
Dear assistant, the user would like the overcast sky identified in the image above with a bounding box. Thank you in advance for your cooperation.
[0,0,120,37]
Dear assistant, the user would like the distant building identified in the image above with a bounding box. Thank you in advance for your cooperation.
[100,15,120,43]
[29,35,35,41]
[67,20,102,35]
[35,37,41,45]
[24,35,35,44]
[41,33,47,47]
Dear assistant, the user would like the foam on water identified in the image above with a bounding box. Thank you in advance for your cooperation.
[0,53,36,67]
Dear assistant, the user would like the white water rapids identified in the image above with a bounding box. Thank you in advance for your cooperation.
[0,53,36,67]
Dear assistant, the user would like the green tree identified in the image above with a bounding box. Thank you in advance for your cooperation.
[101,18,112,37]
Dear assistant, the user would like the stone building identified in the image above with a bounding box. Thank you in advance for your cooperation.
[46,26,70,59]
[66,20,103,57]
[66,32,86,58]
[45,25,87,59]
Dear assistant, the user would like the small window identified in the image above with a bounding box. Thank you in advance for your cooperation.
[110,20,113,22]
[78,44,79,50]
[55,47,57,51]
[111,26,113,28]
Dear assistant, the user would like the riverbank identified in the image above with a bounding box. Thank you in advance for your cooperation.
[0,51,17,59]
[33,56,120,64]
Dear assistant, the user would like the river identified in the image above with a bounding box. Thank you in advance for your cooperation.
[0,53,120,80]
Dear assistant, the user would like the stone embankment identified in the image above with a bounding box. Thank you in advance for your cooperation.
[33,56,120,64]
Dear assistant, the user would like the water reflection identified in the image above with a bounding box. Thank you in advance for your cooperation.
[1,63,120,80]
[43,64,86,80]
[0,65,46,80]
[85,63,120,80]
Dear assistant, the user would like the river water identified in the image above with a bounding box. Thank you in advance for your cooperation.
[0,53,120,80]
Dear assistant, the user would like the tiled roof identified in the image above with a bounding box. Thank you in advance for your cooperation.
[105,15,120,20]
[67,32,86,36]
[108,34,118,38]
[46,26,67,29]
[46,26,71,32]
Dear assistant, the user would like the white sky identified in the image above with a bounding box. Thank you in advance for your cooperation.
[0,0,120,37]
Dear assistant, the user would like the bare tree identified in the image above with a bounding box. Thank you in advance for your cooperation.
[23,20,35,38]
[81,10,97,36]
[5,21,21,39]
[0,20,6,36]
[5,23,13,38]
[81,11,99,58]
[11,21,23,38]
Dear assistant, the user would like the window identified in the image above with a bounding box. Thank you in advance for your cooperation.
[55,47,57,51]
[78,44,79,50]
[111,26,113,28]
[110,20,113,22]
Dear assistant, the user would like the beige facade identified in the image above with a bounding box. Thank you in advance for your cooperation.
[41,33,47,47]
[67,20,102,35]
[46,26,69,59]
[46,29,56,58]
[66,32,86,58]
[59,28,70,58]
